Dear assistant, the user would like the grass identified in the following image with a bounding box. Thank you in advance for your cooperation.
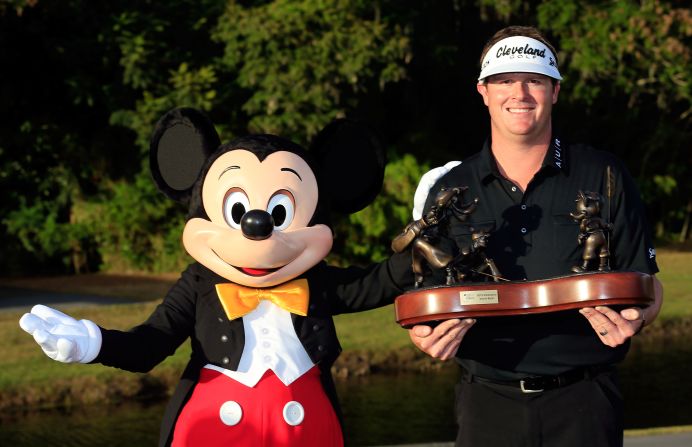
[625,425,692,436]
[0,249,689,410]
[651,250,692,320]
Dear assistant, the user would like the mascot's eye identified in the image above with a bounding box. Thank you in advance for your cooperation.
[267,191,295,231]
[223,189,250,230]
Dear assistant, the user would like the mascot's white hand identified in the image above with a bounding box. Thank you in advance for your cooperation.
[19,304,102,363]
[412,161,462,220]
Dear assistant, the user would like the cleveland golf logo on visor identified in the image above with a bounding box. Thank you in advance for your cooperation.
[478,36,562,81]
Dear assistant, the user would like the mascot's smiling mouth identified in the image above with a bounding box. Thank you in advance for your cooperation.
[236,266,281,276]
[211,249,284,277]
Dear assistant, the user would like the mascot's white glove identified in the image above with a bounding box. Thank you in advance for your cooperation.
[412,161,462,220]
[19,304,102,363]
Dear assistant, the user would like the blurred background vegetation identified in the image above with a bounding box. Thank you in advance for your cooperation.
[1,0,690,276]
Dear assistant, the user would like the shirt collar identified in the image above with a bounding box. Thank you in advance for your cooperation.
[479,138,499,182]
[480,135,568,182]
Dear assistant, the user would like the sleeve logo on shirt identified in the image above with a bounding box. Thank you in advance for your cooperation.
[648,247,656,259]
[553,138,562,168]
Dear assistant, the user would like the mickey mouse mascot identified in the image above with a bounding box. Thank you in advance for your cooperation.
[19,108,411,447]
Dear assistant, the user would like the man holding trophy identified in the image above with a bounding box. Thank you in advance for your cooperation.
[407,26,663,447]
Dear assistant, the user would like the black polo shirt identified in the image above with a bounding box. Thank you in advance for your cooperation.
[423,136,659,380]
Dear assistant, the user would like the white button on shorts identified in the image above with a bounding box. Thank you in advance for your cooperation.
[219,401,243,426]
[282,401,305,426]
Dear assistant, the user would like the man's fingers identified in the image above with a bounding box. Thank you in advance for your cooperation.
[409,319,474,359]
[580,307,615,336]
[410,324,434,338]
[581,307,637,347]
[434,319,464,335]
[437,319,476,360]
[437,339,461,360]
[580,307,612,328]
[412,319,462,340]
[620,307,643,322]
[595,306,637,339]
[595,306,629,326]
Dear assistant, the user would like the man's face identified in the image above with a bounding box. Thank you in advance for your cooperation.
[476,72,560,142]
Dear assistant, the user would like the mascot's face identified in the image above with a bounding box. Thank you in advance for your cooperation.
[150,108,385,288]
[183,149,333,288]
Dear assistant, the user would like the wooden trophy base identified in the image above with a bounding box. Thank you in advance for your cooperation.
[394,271,654,328]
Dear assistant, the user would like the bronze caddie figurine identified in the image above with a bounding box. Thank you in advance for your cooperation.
[571,190,613,272]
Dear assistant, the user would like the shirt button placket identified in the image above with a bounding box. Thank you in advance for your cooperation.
[520,201,528,235]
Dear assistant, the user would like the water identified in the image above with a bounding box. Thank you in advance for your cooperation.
[1,341,690,446]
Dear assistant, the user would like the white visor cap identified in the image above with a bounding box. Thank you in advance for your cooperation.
[478,36,562,81]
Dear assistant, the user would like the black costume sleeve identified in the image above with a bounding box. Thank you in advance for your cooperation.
[93,264,199,373]
[320,251,413,315]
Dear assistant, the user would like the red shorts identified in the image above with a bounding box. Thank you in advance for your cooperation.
[172,366,343,447]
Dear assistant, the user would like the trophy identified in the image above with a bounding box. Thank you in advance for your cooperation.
[392,168,655,328]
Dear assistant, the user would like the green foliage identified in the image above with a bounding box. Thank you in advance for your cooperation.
[213,0,411,140]
[2,120,97,272]
[76,172,190,273]
[2,0,690,275]
[108,2,224,152]
[478,0,527,22]
[332,153,429,264]
[537,0,691,114]
[4,197,90,265]
[110,63,219,154]
[652,175,678,196]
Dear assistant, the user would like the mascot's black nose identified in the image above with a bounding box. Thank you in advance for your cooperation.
[241,209,274,240]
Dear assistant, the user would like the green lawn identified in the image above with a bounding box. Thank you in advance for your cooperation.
[651,250,692,320]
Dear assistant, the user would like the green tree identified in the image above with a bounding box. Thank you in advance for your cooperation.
[332,153,430,265]
[1,0,414,273]
[2,0,689,276]
[213,0,410,140]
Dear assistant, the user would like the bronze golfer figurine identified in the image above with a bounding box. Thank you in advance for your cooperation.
[391,186,478,287]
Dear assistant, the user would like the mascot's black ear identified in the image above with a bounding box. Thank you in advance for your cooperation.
[150,108,221,202]
[310,119,386,215]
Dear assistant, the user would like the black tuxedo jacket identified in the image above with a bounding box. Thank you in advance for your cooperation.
[94,254,411,446]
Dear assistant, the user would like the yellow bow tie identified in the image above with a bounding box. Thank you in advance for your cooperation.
[215,279,309,320]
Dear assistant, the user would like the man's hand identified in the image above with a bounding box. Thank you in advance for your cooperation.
[19,304,102,363]
[579,306,645,347]
[408,318,475,360]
